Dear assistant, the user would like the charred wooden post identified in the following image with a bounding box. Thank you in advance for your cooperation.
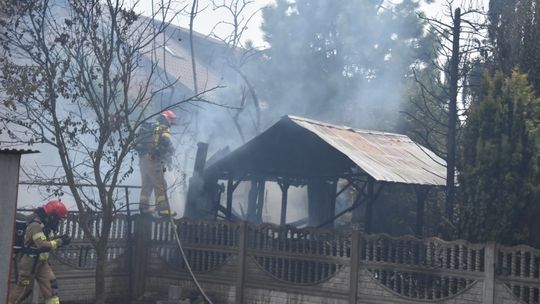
[415,186,430,237]
[184,142,209,219]
[308,179,338,228]
[365,177,375,233]
[255,180,265,223]
[226,177,234,219]
[279,180,289,226]
[246,180,258,222]
[351,182,364,225]
[246,179,266,223]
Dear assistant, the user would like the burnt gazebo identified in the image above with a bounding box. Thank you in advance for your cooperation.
[185,115,446,235]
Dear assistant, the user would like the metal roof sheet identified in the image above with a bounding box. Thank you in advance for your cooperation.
[0,148,39,154]
[287,116,446,186]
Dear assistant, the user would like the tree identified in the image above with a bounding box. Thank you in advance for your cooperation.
[457,71,539,245]
[209,0,264,142]
[256,0,434,131]
[401,2,488,226]
[488,0,540,94]
[0,1,213,302]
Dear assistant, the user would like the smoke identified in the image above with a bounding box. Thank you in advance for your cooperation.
[6,0,434,223]
[235,0,432,132]
[162,0,436,224]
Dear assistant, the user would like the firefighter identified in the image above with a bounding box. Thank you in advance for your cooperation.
[138,110,177,217]
[8,200,71,304]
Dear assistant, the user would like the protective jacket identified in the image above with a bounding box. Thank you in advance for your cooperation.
[138,122,177,216]
[24,214,64,257]
[8,214,64,304]
[151,123,174,162]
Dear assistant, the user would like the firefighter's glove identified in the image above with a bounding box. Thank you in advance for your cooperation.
[59,234,72,246]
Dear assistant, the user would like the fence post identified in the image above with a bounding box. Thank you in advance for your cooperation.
[236,221,247,304]
[349,226,361,304]
[483,242,496,304]
[131,214,152,300]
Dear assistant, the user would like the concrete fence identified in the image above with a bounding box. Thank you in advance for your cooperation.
[12,213,540,304]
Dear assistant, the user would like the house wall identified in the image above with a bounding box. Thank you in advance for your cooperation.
[0,153,21,303]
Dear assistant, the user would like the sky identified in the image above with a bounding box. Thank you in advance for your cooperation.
[136,0,490,49]
[137,0,275,48]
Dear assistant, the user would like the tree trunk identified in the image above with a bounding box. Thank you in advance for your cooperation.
[95,241,107,304]
[95,215,112,304]
[446,7,461,224]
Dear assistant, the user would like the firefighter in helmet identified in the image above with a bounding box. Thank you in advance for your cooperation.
[8,200,71,304]
[138,110,177,217]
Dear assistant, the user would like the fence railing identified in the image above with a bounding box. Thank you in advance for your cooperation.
[497,244,540,303]
[151,218,238,273]
[18,211,540,303]
[362,234,485,300]
[16,210,131,269]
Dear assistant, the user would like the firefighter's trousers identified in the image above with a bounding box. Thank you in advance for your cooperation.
[8,255,60,304]
[139,154,169,211]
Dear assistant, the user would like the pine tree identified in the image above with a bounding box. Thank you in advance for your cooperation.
[458,71,539,245]
[255,0,434,131]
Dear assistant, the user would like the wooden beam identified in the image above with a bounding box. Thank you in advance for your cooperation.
[335,181,352,198]
[365,177,374,233]
[246,180,258,222]
[226,177,234,220]
[351,181,367,224]
[317,189,363,229]
[279,181,289,226]
[256,180,265,223]
[415,186,430,237]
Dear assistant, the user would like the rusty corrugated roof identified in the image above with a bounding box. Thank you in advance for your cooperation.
[287,116,446,186]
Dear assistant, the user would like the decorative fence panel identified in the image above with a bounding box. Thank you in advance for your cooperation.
[362,234,485,301]
[246,224,351,284]
[13,211,131,303]
[150,218,238,273]
[17,212,539,304]
[53,212,130,269]
[497,244,540,303]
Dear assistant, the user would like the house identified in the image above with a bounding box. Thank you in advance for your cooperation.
[0,148,37,303]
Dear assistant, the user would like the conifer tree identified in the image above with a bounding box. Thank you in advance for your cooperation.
[458,71,539,245]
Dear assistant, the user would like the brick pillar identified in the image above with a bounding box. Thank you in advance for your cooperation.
[483,242,496,304]
[236,222,247,304]
[131,214,152,299]
[349,226,361,304]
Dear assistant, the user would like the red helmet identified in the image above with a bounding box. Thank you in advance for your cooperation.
[43,200,68,219]
[161,110,177,125]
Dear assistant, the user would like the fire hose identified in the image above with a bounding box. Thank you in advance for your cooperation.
[165,210,214,304]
